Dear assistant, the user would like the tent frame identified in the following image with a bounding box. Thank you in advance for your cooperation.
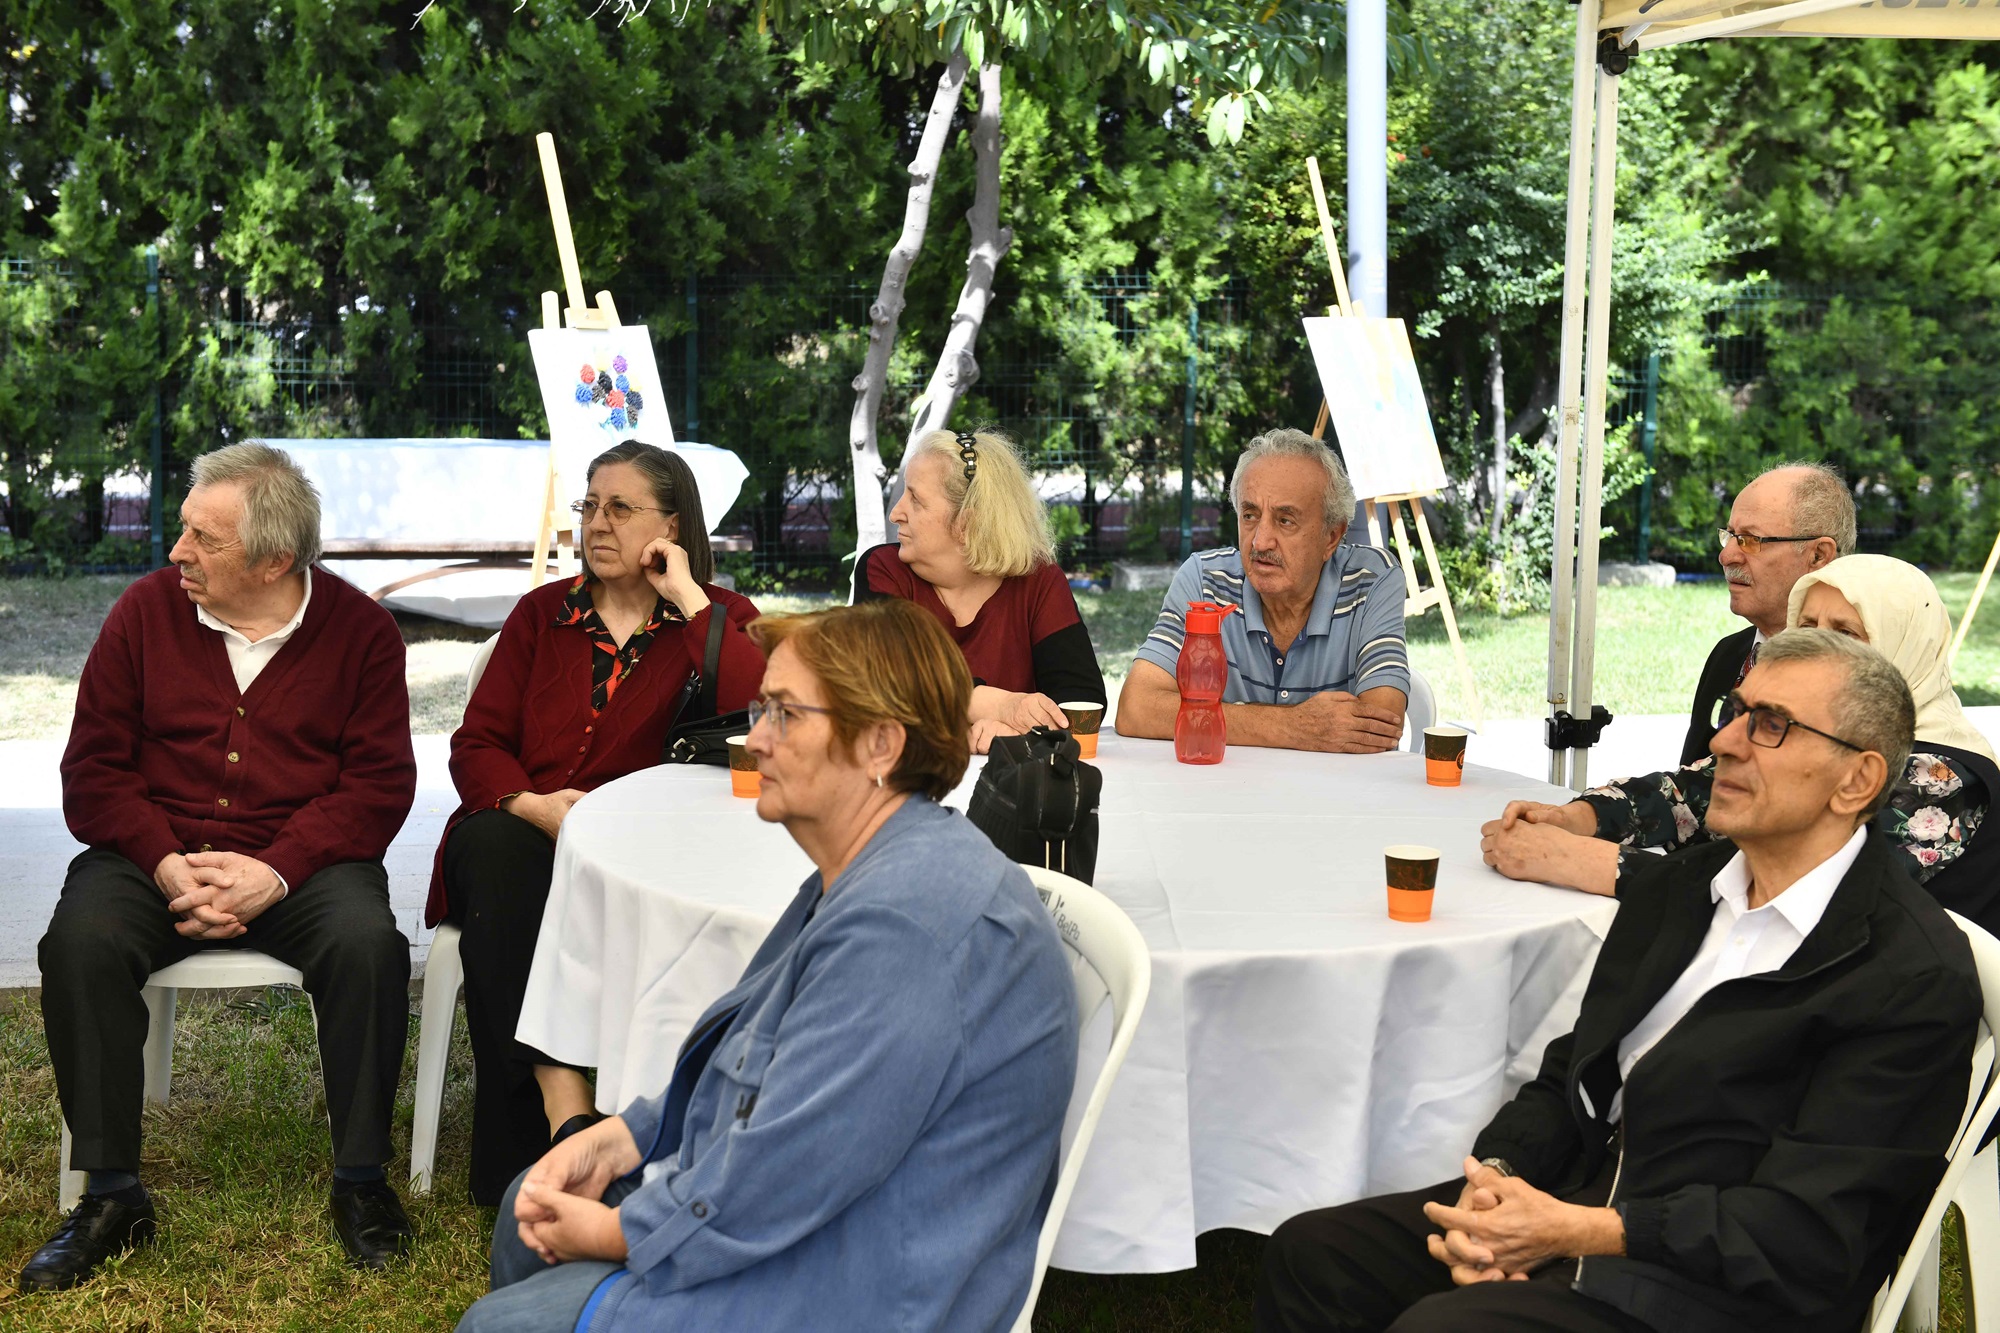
[1542,0,1999,789]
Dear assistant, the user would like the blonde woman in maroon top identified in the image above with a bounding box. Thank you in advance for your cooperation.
[856,427,1105,753]
[432,441,763,1205]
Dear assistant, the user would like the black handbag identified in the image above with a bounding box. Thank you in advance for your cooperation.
[662,608,751,766]
[966,727,1103,883]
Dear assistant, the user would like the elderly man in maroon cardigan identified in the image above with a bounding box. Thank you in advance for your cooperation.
[22,443,419,1294]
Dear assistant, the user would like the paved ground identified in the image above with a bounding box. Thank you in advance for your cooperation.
[0,714,1717,989]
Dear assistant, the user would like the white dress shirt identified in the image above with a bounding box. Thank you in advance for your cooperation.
[196,569,312,695]
[1611,825,1868,1119]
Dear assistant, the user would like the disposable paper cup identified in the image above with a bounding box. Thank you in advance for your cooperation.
[1423,726,1468,788]
[726,735,760,798]
[1061,702,1104,759]
[1384,844,1440,922]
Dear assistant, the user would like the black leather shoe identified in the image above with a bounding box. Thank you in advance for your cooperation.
[329,1180,414,1270]
[18,1191,157,1292]
[551,1112,606,1147]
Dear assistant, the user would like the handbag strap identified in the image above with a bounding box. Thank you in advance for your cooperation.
[690,605,725,720]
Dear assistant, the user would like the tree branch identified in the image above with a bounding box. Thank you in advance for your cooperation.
[901,61,1012,469]
[845,50,970,553]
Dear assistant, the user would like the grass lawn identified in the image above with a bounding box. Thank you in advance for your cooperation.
[0,987,1271,1332]
[0,989,1968,1332]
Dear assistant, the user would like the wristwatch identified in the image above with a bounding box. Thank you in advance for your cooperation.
[1478,1156,1516,1179]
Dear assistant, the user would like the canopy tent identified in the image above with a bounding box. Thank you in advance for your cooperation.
[1543,0,2000,789]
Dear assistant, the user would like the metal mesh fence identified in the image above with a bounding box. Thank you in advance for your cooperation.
[10,261,1984,580]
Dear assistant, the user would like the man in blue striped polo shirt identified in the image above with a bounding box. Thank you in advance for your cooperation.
[1115,429,1409,753]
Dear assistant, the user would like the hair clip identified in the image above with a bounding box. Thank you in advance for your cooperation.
[955,430,979,485]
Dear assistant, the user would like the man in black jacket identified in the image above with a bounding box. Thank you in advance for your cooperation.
[1257,628,1981,1333]
[1680,464,1853,766]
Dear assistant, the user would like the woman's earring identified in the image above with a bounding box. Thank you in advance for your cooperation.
[874,771,884,790]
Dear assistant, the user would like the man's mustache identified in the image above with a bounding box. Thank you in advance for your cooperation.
[1725,568,1751,586]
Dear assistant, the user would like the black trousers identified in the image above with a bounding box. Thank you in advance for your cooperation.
[444,808,583,1207]
[1254,1176,1653,1333]
[39,847,410,1173]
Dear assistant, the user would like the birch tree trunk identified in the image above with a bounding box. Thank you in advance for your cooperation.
[1486,314,1509,548]
[900,62,1013,474]
[847,51,970,553]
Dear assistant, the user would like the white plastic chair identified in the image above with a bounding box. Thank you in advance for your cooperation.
[1013,867,1153,1332]
[1402,665,1438,753]
[407,631,497,1193]
[59,950,309,1210]
[1871,909,2000,1333]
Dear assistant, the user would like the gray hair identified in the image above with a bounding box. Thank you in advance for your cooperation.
[188,441,322,570]
[1229,429,1357,535]
[1771,461,1858,556]
[1759,627,1914,819]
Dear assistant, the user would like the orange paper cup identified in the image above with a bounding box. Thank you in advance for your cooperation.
[1384,844,1440,923]
[726,735,760,798]
[1060,701,1103,760]
[1422,726,1468,788]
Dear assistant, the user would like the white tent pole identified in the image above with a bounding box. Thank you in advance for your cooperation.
[1348,0,1389,318]
[1631,0,1872,48]
[1567,61,1624,792]
[1545,0,1602,788]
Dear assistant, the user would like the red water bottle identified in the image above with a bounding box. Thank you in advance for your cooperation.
[1175,601,1237,764]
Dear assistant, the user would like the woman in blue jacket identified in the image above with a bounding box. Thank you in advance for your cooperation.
[454,598,1079,1333]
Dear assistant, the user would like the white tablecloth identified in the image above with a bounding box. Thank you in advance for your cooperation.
[519,735,1618,1273]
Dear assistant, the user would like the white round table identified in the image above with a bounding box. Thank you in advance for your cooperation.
[519,734,1618,1273]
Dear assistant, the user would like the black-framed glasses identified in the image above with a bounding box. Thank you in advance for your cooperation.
[1718,528,1824,557]
[747,695,835,739]
[955,430,979,484]
[1724,691,1866,752]
[573,499,673,526]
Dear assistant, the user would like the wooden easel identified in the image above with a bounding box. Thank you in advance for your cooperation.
[1302,156,1484,727]
[529,131,625,588]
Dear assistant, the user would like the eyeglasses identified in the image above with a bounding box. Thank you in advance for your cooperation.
[1724,691,1866,752]
[1718,528,1824,557]
[747,695,835,739]
[955,430,978,484]
[573,499,673,526]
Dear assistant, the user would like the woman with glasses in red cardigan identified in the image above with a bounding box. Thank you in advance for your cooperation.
[430,440,764,1205]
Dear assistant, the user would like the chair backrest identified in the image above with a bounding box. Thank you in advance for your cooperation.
[467,633,500,700]
[1403,665,1438,752]
[1869,909,2000,1333]
[1013,867,1153,1333]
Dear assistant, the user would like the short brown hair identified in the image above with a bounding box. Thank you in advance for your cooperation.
[747,600,972,800]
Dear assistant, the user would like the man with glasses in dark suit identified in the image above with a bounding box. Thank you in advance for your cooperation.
[1258,628,1981,1333]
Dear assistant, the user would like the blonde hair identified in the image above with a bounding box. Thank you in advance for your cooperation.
[748,601,973,801]
[908,428,1054,578]
[189,441,322,570]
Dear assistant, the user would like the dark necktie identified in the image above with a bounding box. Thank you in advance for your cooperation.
[1732,640,1760,688]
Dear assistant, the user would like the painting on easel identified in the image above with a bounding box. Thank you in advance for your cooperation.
[528,326,674,453]
[1301,315,1446,502]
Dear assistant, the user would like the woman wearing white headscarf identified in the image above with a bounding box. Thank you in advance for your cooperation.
[1479,555,1999,928]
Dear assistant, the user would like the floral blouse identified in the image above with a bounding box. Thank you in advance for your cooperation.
[1579,752,1989,885]
[554,574,681,715]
